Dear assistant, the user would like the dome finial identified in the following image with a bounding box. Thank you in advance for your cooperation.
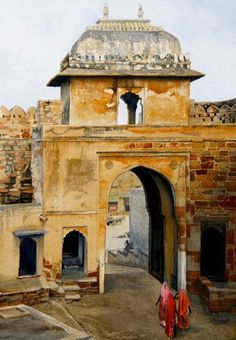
[138,4,144,19]
[103,4,109,20]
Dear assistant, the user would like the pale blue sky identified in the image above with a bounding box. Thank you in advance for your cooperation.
[0,0,235,109]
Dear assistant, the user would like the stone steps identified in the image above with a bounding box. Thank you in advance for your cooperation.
[61,275,99,297]
[65,294,81,301]
[108,248,148,270]
[62,284,81,302]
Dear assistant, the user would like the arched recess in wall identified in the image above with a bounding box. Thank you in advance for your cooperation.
[117,91,143,125]
[106,165,177,288]
[62,230,86,277]
[201,222,226,281]
[19,237,37,276]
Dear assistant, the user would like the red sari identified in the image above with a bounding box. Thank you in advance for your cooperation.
[177,289,191,329]
[157,281,171,326]
[165,292,176,338]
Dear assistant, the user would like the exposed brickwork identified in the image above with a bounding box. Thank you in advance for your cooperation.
[0,100,62,205]
[0,139,33,204]
[0,289,49,308]
[185,140,236,289]
[123,139,235,291]
[197,277,236,313]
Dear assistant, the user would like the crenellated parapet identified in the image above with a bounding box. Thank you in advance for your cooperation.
[0,100,62,138]
[190,98,236,125]
[0,105,36,138]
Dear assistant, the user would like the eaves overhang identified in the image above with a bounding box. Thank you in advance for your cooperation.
[47,68,205,87]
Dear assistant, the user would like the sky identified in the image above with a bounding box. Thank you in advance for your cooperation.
[0,0,235,110]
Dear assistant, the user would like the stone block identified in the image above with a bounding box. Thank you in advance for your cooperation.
[226,181,236,192]
[201,181,217,188]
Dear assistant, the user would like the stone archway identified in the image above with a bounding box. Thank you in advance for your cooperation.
[98,153,187,293]
[104,165,177,288]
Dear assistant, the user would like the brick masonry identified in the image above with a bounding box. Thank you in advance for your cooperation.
[197,277,236,313]
[0,101,61,204]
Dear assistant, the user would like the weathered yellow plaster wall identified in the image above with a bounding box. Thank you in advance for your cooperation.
[70,77,117,125]
[0,204,42,280]
[69,77,190,126]
[145,79,190,125]
[42,213,98,280]
[43,141,97,212]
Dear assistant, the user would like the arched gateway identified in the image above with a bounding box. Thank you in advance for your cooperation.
[98,155,187,293]
[106,166,177,286]
[40,7,203,298]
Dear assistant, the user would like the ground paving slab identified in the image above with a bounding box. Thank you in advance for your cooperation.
[37,265,236,339]
[1,265,236,339]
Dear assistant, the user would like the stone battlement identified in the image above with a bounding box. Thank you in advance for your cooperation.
[190,98,236,125]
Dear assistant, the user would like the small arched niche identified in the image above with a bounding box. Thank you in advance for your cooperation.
[117,91,143,125]
[19,237,37,276]
[62,230,86,277]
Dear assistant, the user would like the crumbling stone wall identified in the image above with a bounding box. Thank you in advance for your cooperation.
[0,100,62,205]
[0,139,33,204]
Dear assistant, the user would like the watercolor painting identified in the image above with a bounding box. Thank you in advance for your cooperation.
[0,1,235,338]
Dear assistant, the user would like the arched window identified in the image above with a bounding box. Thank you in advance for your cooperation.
[117,91,143,125]
[19,237,37,276]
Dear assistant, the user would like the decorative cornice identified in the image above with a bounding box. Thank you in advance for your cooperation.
[60,52,191,72]
[87,19,162,32]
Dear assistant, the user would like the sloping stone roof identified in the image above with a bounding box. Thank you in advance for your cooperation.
[48,7,204,86]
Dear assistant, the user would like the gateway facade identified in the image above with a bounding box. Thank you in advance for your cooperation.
[0,7,235,311]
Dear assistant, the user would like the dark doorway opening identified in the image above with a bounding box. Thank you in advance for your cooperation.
[62,231,85,277]
[19,237,37,276]
[132,166,175,285]
[201,222,226,281]
[105,166,176,288]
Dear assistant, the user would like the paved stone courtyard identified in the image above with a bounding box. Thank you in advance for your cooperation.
[1,265,236,339]
[36,265,236,340]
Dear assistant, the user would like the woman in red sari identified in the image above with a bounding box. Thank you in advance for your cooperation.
[176,288,191,329]
[155,281,171,327]
[165,291,177,338]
